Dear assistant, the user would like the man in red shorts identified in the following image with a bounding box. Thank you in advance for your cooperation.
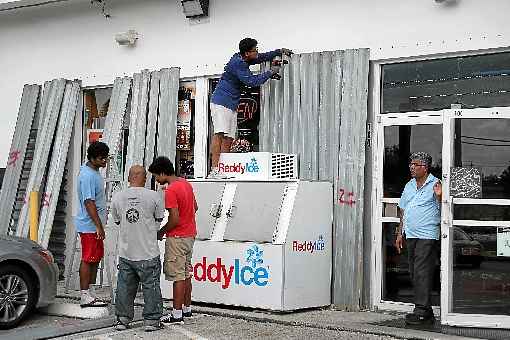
[148,156,198,324]
[75,141,109,307]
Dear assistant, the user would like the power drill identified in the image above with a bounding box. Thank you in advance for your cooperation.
[271,56,289,80]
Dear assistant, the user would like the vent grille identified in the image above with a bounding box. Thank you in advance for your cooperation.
[271,154,297,179]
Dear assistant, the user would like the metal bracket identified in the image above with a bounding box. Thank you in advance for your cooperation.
[366,123,372,148]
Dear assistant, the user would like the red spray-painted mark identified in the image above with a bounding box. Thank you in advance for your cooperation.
[338,189,356,206]
[8,150,21,166]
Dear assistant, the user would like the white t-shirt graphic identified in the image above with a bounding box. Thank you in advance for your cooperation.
[111,187,165,261]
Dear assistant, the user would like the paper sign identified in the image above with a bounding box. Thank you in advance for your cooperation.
[87,129,103,143]
[497,227,510,257]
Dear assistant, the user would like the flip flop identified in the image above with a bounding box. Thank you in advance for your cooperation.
[80,299,109,308]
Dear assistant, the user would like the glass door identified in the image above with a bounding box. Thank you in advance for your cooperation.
[442,107,510,328]
[374,112,443,312]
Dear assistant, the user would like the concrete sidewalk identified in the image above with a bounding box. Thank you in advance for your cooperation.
[48,283,482,340]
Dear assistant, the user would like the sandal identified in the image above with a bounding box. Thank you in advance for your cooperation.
[80,299,109,308]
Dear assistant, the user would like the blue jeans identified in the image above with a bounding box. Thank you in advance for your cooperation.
[115,256,163,324]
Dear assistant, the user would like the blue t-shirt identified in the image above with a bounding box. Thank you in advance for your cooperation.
[398,174,440,240]
[74,164,107,233]
[211,50,281,111]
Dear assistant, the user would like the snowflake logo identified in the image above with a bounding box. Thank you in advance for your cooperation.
[245,245,264,268]
[248,158,259,172]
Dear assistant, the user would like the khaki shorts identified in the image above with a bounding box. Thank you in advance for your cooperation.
[163,237,195,282]
[210,103,237,138]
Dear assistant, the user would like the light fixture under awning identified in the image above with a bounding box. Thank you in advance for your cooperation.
[180,0,208,18]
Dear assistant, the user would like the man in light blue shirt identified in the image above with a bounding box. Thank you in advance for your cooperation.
[396,152,442,325]
[75,141,109,307]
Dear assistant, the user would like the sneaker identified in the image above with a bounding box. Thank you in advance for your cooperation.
[115,319,130,331]
[183,310,192,318]
[405,313,434,326]
[160,314,184,324]
[144,322,164,332]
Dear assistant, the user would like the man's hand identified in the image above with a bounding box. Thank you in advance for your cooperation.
[281,48,293,56]
[157,229,165,241]
[270,65,281,75]
[96,227,105,240]
[395,234,404,254]
[434,181,442,201]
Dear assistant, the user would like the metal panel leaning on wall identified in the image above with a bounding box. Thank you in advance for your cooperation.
[260,48,370,310]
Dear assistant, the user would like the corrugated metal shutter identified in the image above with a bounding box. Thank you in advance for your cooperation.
[260,48,370,310]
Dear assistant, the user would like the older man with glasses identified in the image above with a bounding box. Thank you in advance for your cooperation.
[395,152,442,325]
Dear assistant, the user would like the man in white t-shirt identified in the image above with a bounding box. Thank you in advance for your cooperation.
[111,165,166,332]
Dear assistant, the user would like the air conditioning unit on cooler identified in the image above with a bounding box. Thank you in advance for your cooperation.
[218,152,298,181]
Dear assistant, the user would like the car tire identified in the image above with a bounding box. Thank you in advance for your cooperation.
[0,265,37,329]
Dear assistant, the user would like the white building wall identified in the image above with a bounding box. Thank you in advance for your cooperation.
[0,0,509,164]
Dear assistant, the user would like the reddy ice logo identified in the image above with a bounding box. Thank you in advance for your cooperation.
[292,235,325,253]
[193,245,269,289]
[218,157,260,175]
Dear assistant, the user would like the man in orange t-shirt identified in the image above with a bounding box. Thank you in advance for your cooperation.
[148,156,198,324]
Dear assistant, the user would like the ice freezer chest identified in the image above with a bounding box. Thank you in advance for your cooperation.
[160,179,333,311]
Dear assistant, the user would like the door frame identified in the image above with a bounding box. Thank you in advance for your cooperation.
[371,110,443,314]
[440,106,510,328]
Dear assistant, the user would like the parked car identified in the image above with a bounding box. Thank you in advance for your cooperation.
[0,234,58,329]
[453,227,484,268]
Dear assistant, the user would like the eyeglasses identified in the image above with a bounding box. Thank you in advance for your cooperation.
[409,163,426,168]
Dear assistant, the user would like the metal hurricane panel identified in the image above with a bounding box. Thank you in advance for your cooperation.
[124,70,150,182]
[16,79,66,238]
[38,80,81,248]
[156,67,180,160]
[259,49,370,309]
[0,84,40,235]
[145,70,161,188]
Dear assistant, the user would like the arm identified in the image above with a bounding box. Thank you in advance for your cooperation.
[111,197,121,226]
[250,49,281,64]
[395,207,404,254]
[234,65,273,88]
[155,194,166,223]
[194,197,198,213]
[84,199,105,239]
[434,180,442,203]
[158,208,179,240]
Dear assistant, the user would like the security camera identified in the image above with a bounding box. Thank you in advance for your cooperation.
[115,30,139,46]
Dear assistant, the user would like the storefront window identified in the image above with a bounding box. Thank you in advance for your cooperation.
[383,125,442,198]
[208,79,261,170]
[382,222,440,303]
[382,52,510,113]
[83,87,113,159]
[176,81,196,178]
[452,118,510,200]
[451,225,510,316]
